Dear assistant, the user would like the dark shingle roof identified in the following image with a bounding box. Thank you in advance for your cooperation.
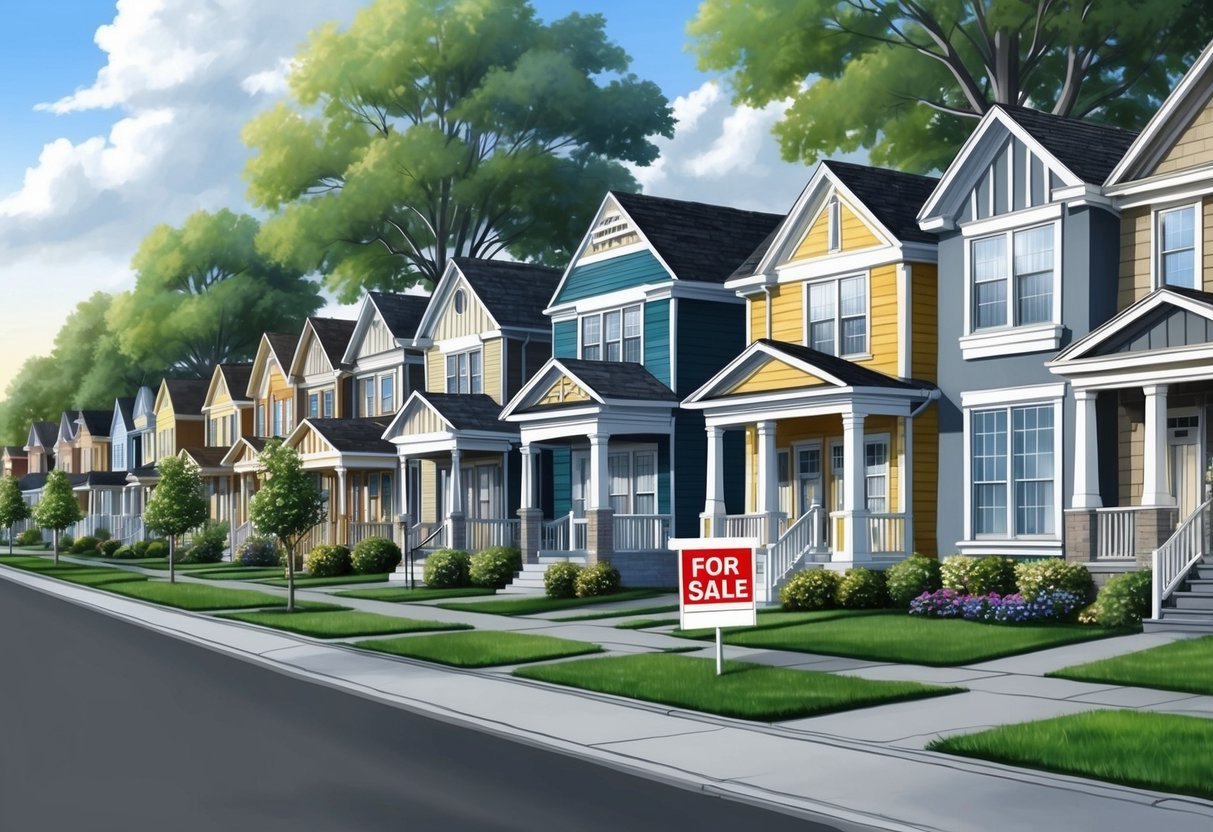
[451,258,561,330]
[18,473,47,491]
[114,398,136,431]
[130,465,160,479]
[1157,285,1213,306]
[368,292,429,340]
[555,358,679,403]
[306,317,357,367]
[181,447,231,469]
[164,379,209,415]
[265,332,299,369]
[416,392,516,433]
[730,228,779,279]
[823,161,939,244]
[3,446,25,457]
[999,106,1139,184]
[755,340,935,390]
[76,471,131,488]
[306,418,396,454]
[30,422,57,448]
[217,364,253,399]
[77,410,112,437]
[611,191,784,284]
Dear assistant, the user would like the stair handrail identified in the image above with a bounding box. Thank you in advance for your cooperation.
[768,504,827,592]
[1152,497,1212,620]
[405,523,445,590]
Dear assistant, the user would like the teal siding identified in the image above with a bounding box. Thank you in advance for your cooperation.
[676,299,746,395]
[643,300,671,387]
[554,250,669,305]
[551,446,571,517]
[672,412,706,539]
[657,435,671,515]
[553,321,577,360]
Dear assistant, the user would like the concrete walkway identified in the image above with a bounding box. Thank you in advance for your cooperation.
[4,554,1212,832]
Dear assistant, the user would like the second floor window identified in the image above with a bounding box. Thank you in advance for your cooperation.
[380,374,394,415]
[272,400,283,436]
[972,223,1055,330]
[1159,205,1197,289]
[446,350,483,394]
[323,390,334,418]
[362,378,375,416]
[808,274,867,357]
[308,393,319,419]
[581,305,642,362]
[256,404,265,437]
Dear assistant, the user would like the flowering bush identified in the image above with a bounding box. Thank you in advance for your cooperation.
[575,561,621,597]
[1014,559,1092,601]
[544,561,582,598]
[941,555,1017,595]
[305,544,352,578]
[885,555,941,607]
[423,549,471,588]
[835,567,888,609]
[351,537,402,574]
[1087,569,1153,628]
[910,587,1083,623]
[780,568,841,611]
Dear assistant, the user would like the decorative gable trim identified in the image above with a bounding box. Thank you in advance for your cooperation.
[1050,287,1213,366]
[382,391,457,440]
[500,358,609,419]
[683,341,848,405]
[289,319,337,380]
[412,261,500,346]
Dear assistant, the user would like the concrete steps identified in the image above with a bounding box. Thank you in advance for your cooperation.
[499,555,587,595]
[1147,555,1213,633]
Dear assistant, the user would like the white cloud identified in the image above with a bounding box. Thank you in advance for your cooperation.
[241,59,294,97]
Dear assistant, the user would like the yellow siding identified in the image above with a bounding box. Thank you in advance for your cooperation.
[295,428,332,456]
[483,338,503,404]
[426,350,445,392]
[911,407,938,555]
[790,198,882,262]
[1153,100,1213,176]
[794,205,830,261]
[358,316,395,359]
[1118,207,1152,310]
[731,359,829,394]
[840,203,881,250]
[866,264,898,375]
[769,283,803,343]
[539,375,591,405]
[748,293,766,341]
[910,263,938,382]
[304,336,331,376]
[434,277,495,340]
[402,406,447,435]
[210,379,232,407]
[420,459,437,523]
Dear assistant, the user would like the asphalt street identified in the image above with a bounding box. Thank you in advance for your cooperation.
[0,578,840,832]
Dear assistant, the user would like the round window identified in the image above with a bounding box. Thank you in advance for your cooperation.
[454,289,465,314]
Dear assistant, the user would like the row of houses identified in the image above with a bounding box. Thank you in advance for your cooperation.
[9,43,1213,616]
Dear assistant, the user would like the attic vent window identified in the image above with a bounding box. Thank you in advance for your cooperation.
[590,211,639,253]
[454,289,466,314]
[827,197,841,252]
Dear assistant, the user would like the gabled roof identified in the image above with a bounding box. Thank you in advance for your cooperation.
[3,446,26,458]
[111,397,136,433]
[76,410,112,438]
[56,412,77,444]
[1051,285,1213,365]
[132,386,157,421]
[73,471,130,489]
[215,364,253,402]
[386,391,517,439]
[247,331,299,397]
[219,436,267,468]
[27,421,57,450]
[502,357,678,420]
[451,258,561,330]
[18,473,47,492]
[178,446,231,469]
[160,378,209,415]
[291,316,356,377]
[341,292,430,364]
[294,417,395,454]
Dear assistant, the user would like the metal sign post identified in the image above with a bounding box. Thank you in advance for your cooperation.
[670,537,758,678]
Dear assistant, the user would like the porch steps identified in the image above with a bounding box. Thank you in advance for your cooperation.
[499,555,588,595]
[1145,554,1213,633]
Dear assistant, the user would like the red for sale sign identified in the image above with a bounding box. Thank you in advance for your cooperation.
[670,537,758,630]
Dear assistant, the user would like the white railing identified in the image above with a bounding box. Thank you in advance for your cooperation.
[614,514,670,551]
[767,506,828,594]
[1152,497,1211,620]
[466,518,520,551]
[231,520,252,553]
[866,513,909,556]
[348,522,395,546]
[1095,507,1147,559]
[722,512,787,545]
[541,513,588,553]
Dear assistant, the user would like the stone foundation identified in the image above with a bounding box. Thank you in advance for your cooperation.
[518,508,543,564]
[1134,507,1178,568]
[609,549,677,589]
[585,508,614,566]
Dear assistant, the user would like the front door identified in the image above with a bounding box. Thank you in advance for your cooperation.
[1168,412,1201,519]
[793,443,822,518]
[570,450,590,517]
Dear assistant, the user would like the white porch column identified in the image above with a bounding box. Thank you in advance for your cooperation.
[756,421,779,544]
[1072,389,1103,509]
[1141,384,1173,506]
[703,425,726,535]
[588,433,610,510]
[520,443,538,510]
[842,411,870,561]
[336,466,347,515]
[448,448,463,515]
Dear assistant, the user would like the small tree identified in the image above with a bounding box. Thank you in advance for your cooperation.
[0,474,31,555]
[142,456,209,584]
[33,470,83,564]
[248,439,326,611]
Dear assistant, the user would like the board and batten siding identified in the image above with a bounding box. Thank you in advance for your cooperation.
[401,406,447,435]
[553,321,577,360]
[303,337,332,376]
[642,299,670,387]
[434,277,495,341]
[676,299,745,394]
[553,249,669,305]
[358,316,396,360]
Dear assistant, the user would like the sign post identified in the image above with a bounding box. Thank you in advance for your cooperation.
[670,537,757,676]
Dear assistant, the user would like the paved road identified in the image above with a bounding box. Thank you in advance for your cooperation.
[0,579,840,832]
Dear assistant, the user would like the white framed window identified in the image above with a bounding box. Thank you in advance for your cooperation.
[827,196,841,252]
[272,400,283,436]
[256,404,266,437]
[806,274,868,357]
[605,447,659,514]
[971,223,1055,330]
[361,378,375,416]
[308,393,319,419]
[1157,204,1198,289]
[968,402,1057,539]
[323,390,334,418]
[580,304,642,363]
[445,349,483,394]
[827,437,888,513]
[379,374,394,415]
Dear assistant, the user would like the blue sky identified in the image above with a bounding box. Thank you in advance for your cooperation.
[0,0,811,394]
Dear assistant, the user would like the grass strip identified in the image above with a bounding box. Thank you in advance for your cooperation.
[438,589,668,617]
[928,710,1213,801]
[1047,636,1213,696]
[615,617,680,630]
[674,608,891,639]
[334,586,497,602]
[217,609,470,638]
[192,567,286,581]
[515,653,961,721]
[105,580,298,611]
[134,559,232,571]
[720,613,1129,667]
[355,631,601,667]
[258,573,390,588]
[552,604,679,622]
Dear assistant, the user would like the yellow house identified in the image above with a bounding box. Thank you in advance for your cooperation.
[187,363,256,535]
[247,332,300,440]
[683,161,940,593]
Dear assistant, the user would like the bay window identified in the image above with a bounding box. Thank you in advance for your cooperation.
[807,274,867,357]
[581,305,642,363]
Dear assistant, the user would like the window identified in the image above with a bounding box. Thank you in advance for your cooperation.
[308,393,319,419]
[580,305,642,363]
[228,414,236,443]
[323,390,334,418]
[971,404,1055,537]
[445,350,483,394]
[807,275,867,357]
[284,399,293,433]
[256,404,265,437]
[362,378,375,417]
[272,400,283,436]
[829,440,887,513]
[453,289,466,314]
[1159,205,1197,288]
[971,224,1055,330]
[380,374,394,415]
[827,196,841,252]
[605,448,658,514]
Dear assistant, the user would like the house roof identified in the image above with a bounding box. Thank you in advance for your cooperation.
[77,410,112,437]
[18,473,48,491]
[753,340,934,391]
[367,292,429,340]
[304,417,396,454]
[416,392,517,433]
[3,446,26,458]
[217,364,253,399]
[999,105,1139,185]
[74,471,131,489]
[549,358,679,403]
[451,258,562,330]
[265,332,299,369]
[180,447,231,469]
[29,422,57,448]
[163,378,210,414]
[821,161,939,244]
[610,191,784,283]
[113,397,136,431]
[305,316,357,367]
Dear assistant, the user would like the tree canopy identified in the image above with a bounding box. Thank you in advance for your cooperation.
[0,474,30,556]
[689,0,1213,172]
[143,456,209,583]
[248,439,327,610]
[243,0,674,300]
[34,470,83,564]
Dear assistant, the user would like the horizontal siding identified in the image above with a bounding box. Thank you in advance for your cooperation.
[768,284,803,343]
[910,263,937,382]
[644,299,671,387]
[555,249,669,304]
[867,264,898,376]
[1118,207,1151,310]
[426,350,444,392]
[553,321,577,359]
[733,359,825,394]
[840,203,881,250]
[420,459,438,524]
[482,337,503,405]
[676,299,746,394]
[911,407,938,555]
[749,294,765,341]
[1206,198,1213,294]
[1154,101,1213,176]
[791,198,881,262]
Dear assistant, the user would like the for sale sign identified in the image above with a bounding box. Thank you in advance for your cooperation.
[670,537,757,630]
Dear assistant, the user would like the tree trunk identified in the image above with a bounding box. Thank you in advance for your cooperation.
[169,536,175,584]
[287,541,295,612]
[53,529,59,565]
[8,525,12,556]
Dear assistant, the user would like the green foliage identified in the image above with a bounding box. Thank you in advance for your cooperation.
[780,568,841,611]
[69,535,99,554]
[941,556,1017,596]
[836,567,888,609]
[182,521,230,564]
[143,457,209,543]
[144,540,168,560]
[100,540,122,557]
[237,535,281,566]
[248,439,327,551]
[423,549,471,588]
[15,529,43,547]
[574,562,621,598]
[885,555,942,608]
[0,475,31,535]
[305,544,352,578]
[1015,560,1093,602]
[243,0,673,299]
[113,544,137,559]
[60,533,74,550]
[33,470,83,536]
[469,546,522,589]
[689,0,1213,173]
[94,527,111,542]
[544,561,582,599]
[132,539,152,557]
[350,536,402,574]
[1089,570,1154,628]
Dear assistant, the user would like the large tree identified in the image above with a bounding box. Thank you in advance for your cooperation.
[243,0,674,299]
[107,209,323,378]
[142,456,209,584]
[689,0,1213,173]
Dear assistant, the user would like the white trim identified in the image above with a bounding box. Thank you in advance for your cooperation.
[1106,167,1213,204]
[437,333,483,354]
[896,262,910,378]
[669,297,679,392]
[576,302,645,365]
[959,202,1062,237]
[960,382,1066,408]
[959,323,1065,359]
[800,271,872,359]
[1051,286,1213,366]
[955,540,1065,558]
[1151,200,1203,291]
[571,239,648,269]
[546,280,738,318]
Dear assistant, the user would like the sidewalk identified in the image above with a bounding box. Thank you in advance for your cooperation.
[5,559,1212,832]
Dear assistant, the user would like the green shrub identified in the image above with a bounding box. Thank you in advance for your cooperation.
[182,521,229,564]
[278,547,304,571]
[575,561,621,598]
[351,536,402,574]
[780,568,841,611]
[94,527,111,542]
[305,544,352,578]
[835,567,888,609]
[1090,569,1153,628]
[61,533,75,550]
[144,540,168,560]
[132,539,151,557]
[113,544,137,559]
[237,535,280,567]
[99,540,122,557]
[544,561,582,598]
[1015,559,1093,601]
[469,546,522,589]
[885,554,942,607]
[16,529,43,547]
[941,555,1017,595]
[423,549,471,588]
[69,535,98,555]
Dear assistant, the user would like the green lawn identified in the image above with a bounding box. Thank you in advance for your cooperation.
[615,617,680,630]
[515,653,961,721]
[135,560,232,571]
[714,611,1128,667]
[1048,636,1213,696]
[552,604,679,622]
[105,580,302,611]
[217,609,471,638]
[52,569,149,587]
[675,608,890,639]
[192,567,286,581]
[334,586,497,602]
[437,589,669,617]
[929,710,1213,801]
[355,631,601,667]
[258,573,390,588]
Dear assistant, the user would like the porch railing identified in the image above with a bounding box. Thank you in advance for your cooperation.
[766,505,828,596]
[348,522,395,547]
[541,513,588,553]
[231,520,253,554]
[1152,497,1212,620]
[866,513,909,556]
[466,518,520,551]
[721,512,787,544]
[1094,506,1148,559]
[613,514,670,552]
